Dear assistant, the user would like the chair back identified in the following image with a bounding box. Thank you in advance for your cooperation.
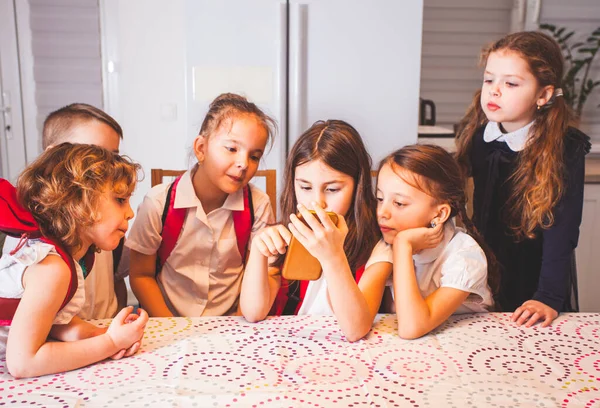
[150,168,278,217]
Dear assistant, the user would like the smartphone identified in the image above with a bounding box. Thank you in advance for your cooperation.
[281,210,339,281]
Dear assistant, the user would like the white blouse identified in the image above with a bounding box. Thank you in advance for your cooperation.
[1,237,86,324]
[297,239,392,315]
[126,168,275,317]
[389,220,493,313]
[483,120,535,152]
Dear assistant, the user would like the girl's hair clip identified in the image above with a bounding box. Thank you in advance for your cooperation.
[554,88,563,98]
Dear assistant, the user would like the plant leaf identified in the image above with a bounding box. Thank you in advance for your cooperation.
[562,32,574,42]
[540,23,556,32]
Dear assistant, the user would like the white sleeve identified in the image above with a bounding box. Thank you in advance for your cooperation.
[125,184,169,255]
[365,239,393,269]
[439,241,488,302]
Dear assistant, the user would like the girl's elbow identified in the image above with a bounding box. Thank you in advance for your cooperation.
[343,322,371,343]
[241,307,267,324]
[397,325,427,340]
[243,313,263,323]
[7,356,35,379]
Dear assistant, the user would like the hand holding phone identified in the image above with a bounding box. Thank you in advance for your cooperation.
[282,209,339,281]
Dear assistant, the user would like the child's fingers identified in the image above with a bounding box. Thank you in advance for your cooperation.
[110,349,126,360]
[113,305,134,324]
[431,223,444,239]
[288,222,309,249]
[510,307,523,322]
[540,314,554,328]
[124,313,139,324]
[124,341,141,357]
[297,204,322,232]
[515,308,532,326]
[254,238,273,257]
[312,204,334,229]
[135,308,149,326]
[337,214,348,234]
[289,214,312,241]
[275,225,293,245]
[265,234,285,255]
[268,233,288,254]
[525,312,541,328]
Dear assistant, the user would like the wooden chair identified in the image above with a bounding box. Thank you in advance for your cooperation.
[150,168,278,218]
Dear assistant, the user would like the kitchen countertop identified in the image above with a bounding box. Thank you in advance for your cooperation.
[586,156,600,183]
[417,137,600,184]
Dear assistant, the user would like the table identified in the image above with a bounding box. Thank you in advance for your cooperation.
[1,313,599,407]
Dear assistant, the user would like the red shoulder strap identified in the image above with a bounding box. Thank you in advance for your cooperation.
[355,264,366,282]
[0,178,39,238]
[40,237,79,313]
[271,264,367,317]
[156,176,186,275]
[232,186,253,262]
[157,178,254,276]
[0,238,79,326]
[0,178,79,325]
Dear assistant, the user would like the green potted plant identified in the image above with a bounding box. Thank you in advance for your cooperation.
[540,24,600,120]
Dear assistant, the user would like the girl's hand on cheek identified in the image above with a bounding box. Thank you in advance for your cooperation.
[393,222,444,254]
[288,203,347,262]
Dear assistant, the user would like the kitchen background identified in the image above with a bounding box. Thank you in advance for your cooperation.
[0,0,599,311]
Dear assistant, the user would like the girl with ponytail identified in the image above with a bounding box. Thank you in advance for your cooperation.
[377,144,498,339]
[456,32,591,327]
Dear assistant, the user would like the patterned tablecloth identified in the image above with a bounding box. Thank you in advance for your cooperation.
[1,313,599,407]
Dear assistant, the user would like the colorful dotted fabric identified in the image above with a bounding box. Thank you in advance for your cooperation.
[1,313,599,407]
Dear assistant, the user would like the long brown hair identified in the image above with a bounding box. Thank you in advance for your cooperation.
[382,144,499,295]
[278,120,380,272]
[17,143,140,253]
[456,31,573,239]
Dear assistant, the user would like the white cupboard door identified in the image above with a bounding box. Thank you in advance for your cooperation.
[288,0,424,164]
[184,0,287,183]
[577,183,600,312]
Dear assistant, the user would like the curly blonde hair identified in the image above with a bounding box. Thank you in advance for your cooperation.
[17,143,141,252]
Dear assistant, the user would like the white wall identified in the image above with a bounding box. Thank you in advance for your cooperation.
[101,0,189,214]
[101,0,424,215]
[28,0,104,152]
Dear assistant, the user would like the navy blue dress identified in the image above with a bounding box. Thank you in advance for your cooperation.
[469,126,590,312]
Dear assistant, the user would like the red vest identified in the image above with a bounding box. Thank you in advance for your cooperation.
[271,265,366,316]
[0,179,78,326]
[155,175,254,276]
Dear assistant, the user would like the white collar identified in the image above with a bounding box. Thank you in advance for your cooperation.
[174,167,244,212]
[483,121,534,152]
[412,219,456,265]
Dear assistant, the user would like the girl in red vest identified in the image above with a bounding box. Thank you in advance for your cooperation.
[127,93,276,317]
[241,120,391,342]
[1,143,147,378]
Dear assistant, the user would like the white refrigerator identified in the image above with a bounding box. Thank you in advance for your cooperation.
[101,0,424,212]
